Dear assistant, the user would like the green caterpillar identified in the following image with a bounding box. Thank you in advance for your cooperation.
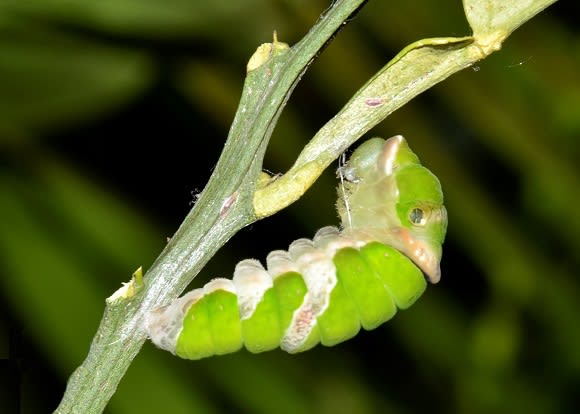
[146,135,447,360]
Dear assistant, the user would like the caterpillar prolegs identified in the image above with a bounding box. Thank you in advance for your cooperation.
[146,135,447,360]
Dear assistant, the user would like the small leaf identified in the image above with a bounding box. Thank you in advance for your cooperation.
[463,0,558,38]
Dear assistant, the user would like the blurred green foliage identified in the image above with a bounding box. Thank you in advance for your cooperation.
[0,0,578,413]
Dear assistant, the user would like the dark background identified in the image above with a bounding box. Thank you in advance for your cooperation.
[1,0,578,413]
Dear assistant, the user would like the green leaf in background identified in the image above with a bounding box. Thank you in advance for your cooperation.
[0,17,153,136]
[0,158,222,413]
[0,0,265,38]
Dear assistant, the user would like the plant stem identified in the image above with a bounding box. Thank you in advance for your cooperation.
[54,1,367,412]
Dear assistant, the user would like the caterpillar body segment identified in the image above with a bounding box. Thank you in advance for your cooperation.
[146,136,447,360]
[148,228,425,359]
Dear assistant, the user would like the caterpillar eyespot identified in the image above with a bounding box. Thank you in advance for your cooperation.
[146,135,447,360]
[409,208,426,226]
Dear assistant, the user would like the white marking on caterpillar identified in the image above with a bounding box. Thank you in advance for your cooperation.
[313,227,366,260]
[147,279,235,353]
[312,226,340,245]
[146,288,205,354]
[266,250,299,276]
[233,259,273,319]
[282,240,337,352]
[203,278,236,295]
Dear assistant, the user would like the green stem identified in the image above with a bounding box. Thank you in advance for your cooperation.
[54,1,367,413]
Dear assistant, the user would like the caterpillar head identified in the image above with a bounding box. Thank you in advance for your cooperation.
[338,135,447,283]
